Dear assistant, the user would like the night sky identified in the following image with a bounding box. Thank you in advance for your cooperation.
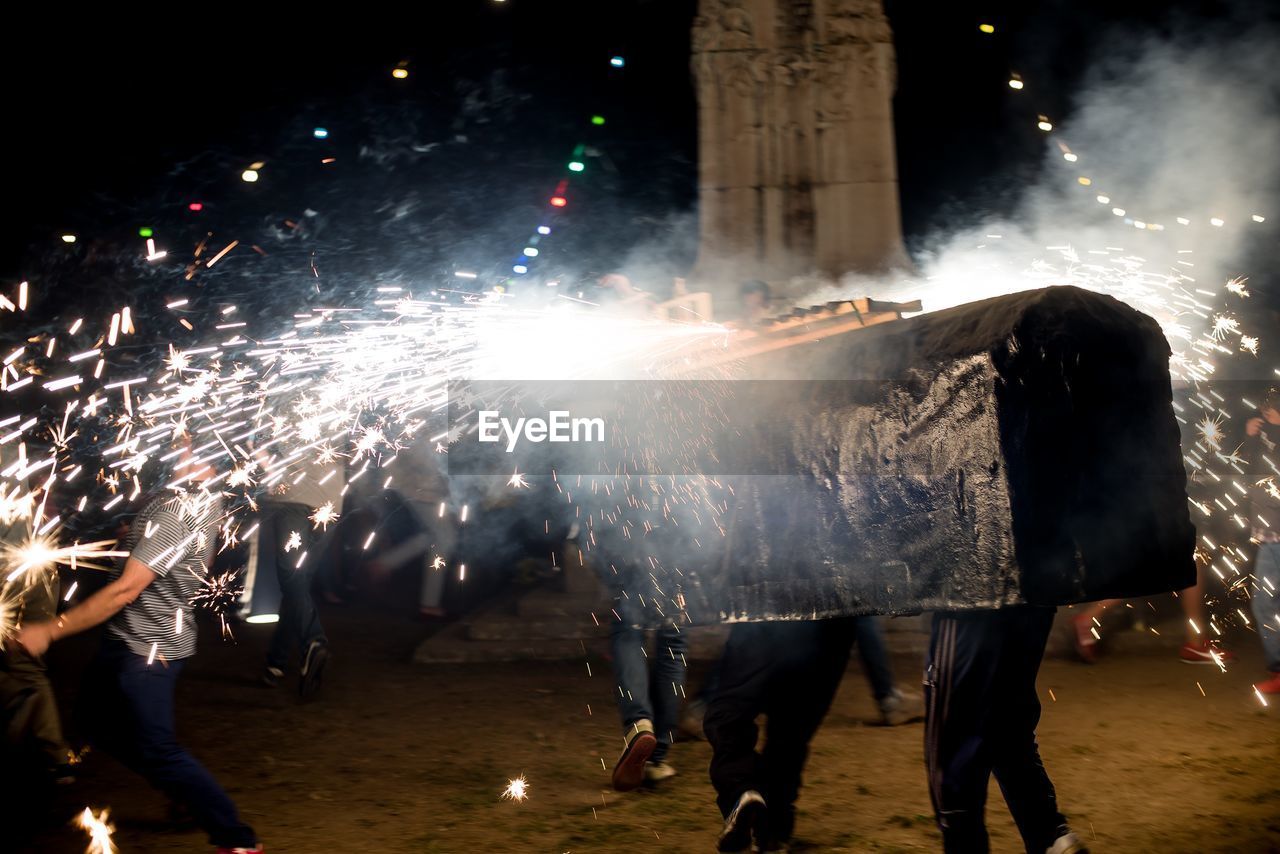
[2,1,1263,287]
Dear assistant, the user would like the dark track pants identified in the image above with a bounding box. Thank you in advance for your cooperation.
[924,607,1069,854]
[703,618,861,845]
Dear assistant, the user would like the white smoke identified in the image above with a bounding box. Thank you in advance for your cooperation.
[808,18,1280,316]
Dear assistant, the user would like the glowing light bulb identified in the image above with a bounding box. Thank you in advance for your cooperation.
[979,23,995,34]
[61,234,77,243]
[1252,214,1266,223]
[1209,217,1224,227]
[1112,207,1126,217]
[513,264,528,274]
[610,56,625,68]
[568,161,585,172]
[313,127,329,139]
[242,169,260,183]
[537,226,551,235]
[1063,152,1077,162]
[189,202,204,211]
[1037,118,1053,132]
[392,68,409,79]
[591,115,605,126]
[138,227,154,237]
[1176,217,1190,225]
[1076,176,1091,186]
[550,196,567,207]
[1008,77,1024,90]
[1096,195,1111,204]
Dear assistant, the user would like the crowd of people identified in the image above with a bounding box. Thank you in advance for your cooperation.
[1,278,1277,854]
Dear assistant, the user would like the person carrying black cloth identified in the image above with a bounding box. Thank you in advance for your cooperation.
[924,606,1086,854]
[705,616,898,853]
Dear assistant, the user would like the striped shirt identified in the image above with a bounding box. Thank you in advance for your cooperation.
[106,490,223,660]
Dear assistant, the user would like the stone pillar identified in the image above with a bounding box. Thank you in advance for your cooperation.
[692,0,908,297]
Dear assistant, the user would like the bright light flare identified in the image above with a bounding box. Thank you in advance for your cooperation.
[75,806,116,854]
[501,774,530,801]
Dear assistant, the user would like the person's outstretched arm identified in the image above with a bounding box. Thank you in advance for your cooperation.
[15,557,157,655]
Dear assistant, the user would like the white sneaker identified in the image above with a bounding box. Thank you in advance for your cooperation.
[643,761,677,783]
[1046,831,1089,854]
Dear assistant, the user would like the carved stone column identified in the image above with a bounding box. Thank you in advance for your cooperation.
[692,0,907,296]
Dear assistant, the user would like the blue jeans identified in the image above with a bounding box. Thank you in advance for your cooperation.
[262,502,328,670]
[1253,543,1280,672]
[609,593,688,763]
[82,642,256,849]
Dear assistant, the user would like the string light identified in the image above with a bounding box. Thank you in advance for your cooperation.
[138,227,154,238]
[568,161,585,172]
[513,264,528,274]
[313,127,330,139]
[61,234,77,244]
[978,23,995,34]
[241,169,260,183]
[188,202,203,212]
[591,115,605,126]
[550,196,567,208]
[537,226,551,235]
[610,56,625,68]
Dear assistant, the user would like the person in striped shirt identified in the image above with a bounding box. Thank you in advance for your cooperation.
[17,445,261,854]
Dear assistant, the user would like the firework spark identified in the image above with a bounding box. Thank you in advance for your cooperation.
[501,774,530,802]
[75,806,116,854]
[310,501,340,530]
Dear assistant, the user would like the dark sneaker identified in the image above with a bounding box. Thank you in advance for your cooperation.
[298,641,330,700]
[261,666,284,688]
[611,720,657,792]
[718,790,766,853]
[49,763,77,786]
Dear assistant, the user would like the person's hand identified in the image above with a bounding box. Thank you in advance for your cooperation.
[1247,416,1264,437]
[15,622,54,656]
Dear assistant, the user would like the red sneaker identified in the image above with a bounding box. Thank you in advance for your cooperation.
[1072,614,1100,664]
[1254,673,1280,695]
[1178,640,1237,665]
[611,720,657,792]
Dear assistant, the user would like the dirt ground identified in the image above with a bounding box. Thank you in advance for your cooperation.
[11,601,1280,854]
